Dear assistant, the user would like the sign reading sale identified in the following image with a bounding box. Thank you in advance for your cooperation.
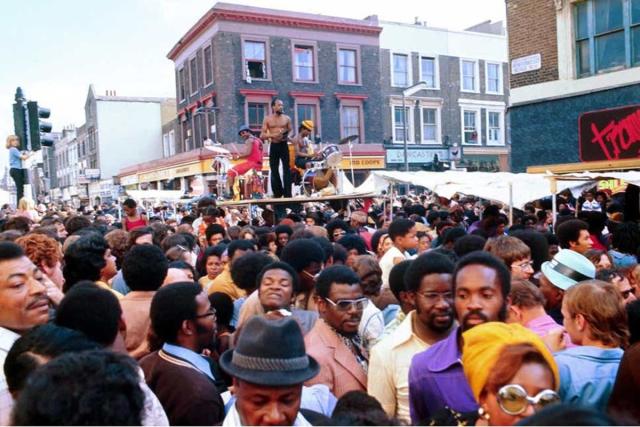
[579,105,640,162]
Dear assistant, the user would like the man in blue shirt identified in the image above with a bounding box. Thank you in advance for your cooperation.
[557,280,627,410]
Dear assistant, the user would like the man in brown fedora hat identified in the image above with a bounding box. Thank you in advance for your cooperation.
[220,316,320,426]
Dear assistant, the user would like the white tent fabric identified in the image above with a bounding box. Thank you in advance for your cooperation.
[353,170,640,209]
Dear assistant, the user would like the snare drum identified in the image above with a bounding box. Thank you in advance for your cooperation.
[320,145,342,167]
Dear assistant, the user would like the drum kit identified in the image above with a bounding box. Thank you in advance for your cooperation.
[300,134,358,197]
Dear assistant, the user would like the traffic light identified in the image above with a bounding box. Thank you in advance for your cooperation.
[27,101,53,151]
[12,87,28,149]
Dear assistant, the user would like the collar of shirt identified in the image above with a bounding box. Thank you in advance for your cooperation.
[390,311,426,349]
[525,314,559,330]
[425,326,461,372]
[222,403,311,426]
[162,343,215,382]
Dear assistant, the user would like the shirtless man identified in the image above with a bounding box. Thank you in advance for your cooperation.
[260,99,292,198]
[227,125,264,198]
[292,120,317,170]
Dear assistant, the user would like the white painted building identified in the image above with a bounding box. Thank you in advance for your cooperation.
[379,20,511,171]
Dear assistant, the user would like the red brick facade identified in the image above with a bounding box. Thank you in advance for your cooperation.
[506,0,559,88]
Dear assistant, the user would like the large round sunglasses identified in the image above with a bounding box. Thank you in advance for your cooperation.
[497,384,560,415]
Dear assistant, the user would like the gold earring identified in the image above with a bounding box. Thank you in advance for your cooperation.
[478,406,491,421]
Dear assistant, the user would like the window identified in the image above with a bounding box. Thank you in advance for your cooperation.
[203,45,213,85]
[341,106,361,140]
[393,106,411,142]
[575,0,640,77]
[392,53,409,87]
[296,104,318,139]
[338,48,358,84]
[247,102,268,131]
[178,68,185,101]
[487,111,503,145]
[486,63,502,94]
[421,108,438,143]
[420,57,437,88]
[294,44,315,82]
[189,57,198,94]
[461,59,478,92]
[463,110,479,144]
[244,40,268,79]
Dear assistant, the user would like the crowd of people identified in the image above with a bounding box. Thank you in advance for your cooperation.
[0,188,639,426]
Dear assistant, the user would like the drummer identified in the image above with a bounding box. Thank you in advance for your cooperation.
[292,120,319,169]
[227,125,264,195]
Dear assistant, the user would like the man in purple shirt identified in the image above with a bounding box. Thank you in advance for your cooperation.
[408,252,511,424]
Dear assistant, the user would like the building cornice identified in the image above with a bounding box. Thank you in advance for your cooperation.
[168,8,382,61]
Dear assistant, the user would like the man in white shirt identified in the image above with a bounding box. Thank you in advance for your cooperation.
[0,242,50,425]
[368,252,456,424]
[380,219,419,288]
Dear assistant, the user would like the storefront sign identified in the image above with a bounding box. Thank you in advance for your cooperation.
[579,105,640,161]
[386,148,450,164]
[339,156,385,170]
[511,54,541,75]
[597,178,628,194]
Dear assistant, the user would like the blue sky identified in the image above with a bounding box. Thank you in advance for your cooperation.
[0,0,505,166]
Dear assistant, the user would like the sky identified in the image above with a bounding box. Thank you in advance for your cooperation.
[0,0,506,166]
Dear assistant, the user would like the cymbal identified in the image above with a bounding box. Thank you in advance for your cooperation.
[339,135,359,145]
[203,144,231,154]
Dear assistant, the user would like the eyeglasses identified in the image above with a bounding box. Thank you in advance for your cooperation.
[324,297,369,312]
[512,260,534,271]
[497,384,560,415]
[416,291,453,303]
[333,230,346,238]
[194,309,216,319]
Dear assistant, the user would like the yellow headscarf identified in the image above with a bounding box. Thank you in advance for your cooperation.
[461,322,559,402]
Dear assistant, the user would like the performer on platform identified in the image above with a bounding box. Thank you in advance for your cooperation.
[260,99,292,198]
[227,125,264,198]
[292,120,317,170]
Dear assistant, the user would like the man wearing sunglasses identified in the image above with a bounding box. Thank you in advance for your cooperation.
[140,283,224,426]
[304,266,368,398]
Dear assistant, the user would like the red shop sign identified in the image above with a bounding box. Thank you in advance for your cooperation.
[579,105,640,162]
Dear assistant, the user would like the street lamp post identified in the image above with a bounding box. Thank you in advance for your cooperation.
[401,81,429,194]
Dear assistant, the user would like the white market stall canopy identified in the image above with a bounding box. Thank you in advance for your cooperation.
[355,170,640,209]
[125,190,185,203]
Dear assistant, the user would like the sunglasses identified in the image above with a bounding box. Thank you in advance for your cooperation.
[497,384,560,415]
[324,297,369,312]
[194,309,216,319]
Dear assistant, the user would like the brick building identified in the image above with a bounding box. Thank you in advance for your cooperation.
[380,20,510,171]
[507,0,640,172]
[120,2,386,194]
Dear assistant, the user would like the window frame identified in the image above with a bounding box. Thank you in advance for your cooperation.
[244,94,273,132]
[293,98,321,139]
[484,61,503,95]
[419,105,442,145]
[291,40,319,83]
[391,51,413,88]
[189,56,199,96]
[178,66,186,102]
[391,103,415,144]
[460,58,480,93]
[461,107,482,146]
[202,42,214,87]
[241,36,271,82]
[337,44,362,86]
[485,109,505,146]
[339,100,365,143]
[418,55,439,90]
[574,0,640,77]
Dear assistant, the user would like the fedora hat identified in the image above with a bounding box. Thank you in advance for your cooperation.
[220,316,319,386]
[541,249,596,291]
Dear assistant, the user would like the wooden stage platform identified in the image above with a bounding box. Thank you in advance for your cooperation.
[218,192,378,208]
